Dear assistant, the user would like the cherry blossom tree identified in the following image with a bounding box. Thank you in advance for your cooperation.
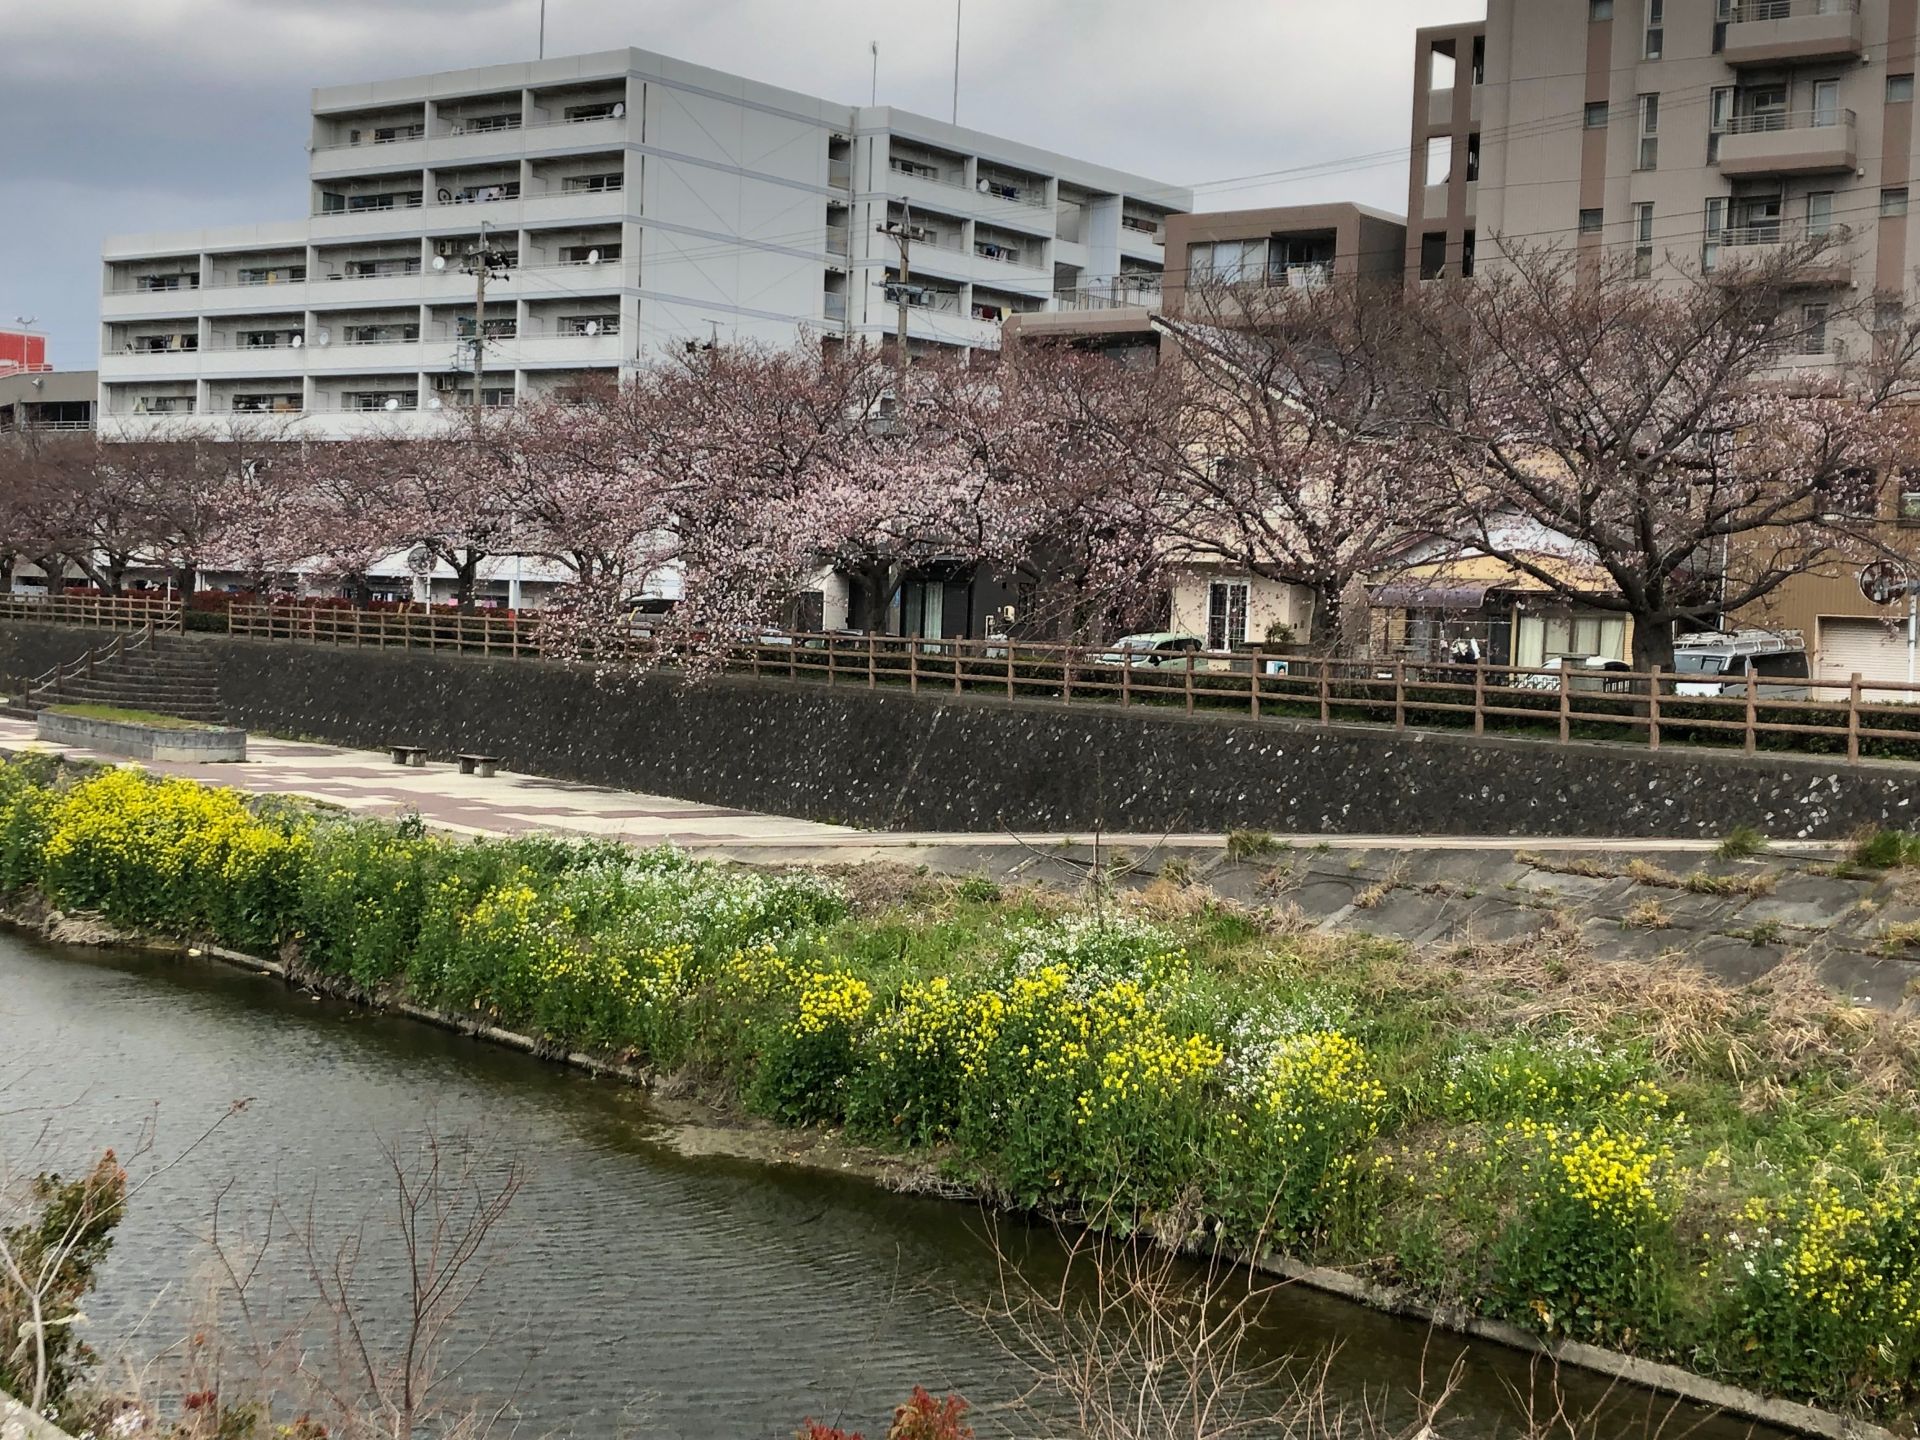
[1413,239,1920,673]
[1153,274,1441,650]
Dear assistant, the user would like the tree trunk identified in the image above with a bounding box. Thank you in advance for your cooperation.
[849,561,905,634]
[1309,583,1344,656]
[455,553,481,611]
[1630,615,1676,679]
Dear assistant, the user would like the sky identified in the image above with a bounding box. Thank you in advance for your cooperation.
[0,0,1484,369]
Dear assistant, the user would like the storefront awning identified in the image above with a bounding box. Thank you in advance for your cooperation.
[1369,580,1498,611]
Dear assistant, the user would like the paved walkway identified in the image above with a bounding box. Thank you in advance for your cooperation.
[0,715,1760,856]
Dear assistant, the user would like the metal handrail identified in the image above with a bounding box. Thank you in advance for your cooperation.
[1722,107,1856,135]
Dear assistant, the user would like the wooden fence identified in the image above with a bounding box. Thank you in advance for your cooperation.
[0,594,182,632]
[207,605,1920,763]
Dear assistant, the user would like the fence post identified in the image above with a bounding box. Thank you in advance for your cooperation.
[1185,653,1195,714]
[1317,659,1330,726]
[1249,658,1259,720]
[1744,665,1758,755]
[1063,646,1073,705]
[867,633,877,689]
[1006,644,1015,700]
[1849,674,1862,763]
[953,641,963,695]
[1473,660,1486,736]
[1394,661,1406,730]
[1648,670,1661,751]
[827,638,836,687]
[1557,658,1572,743]
[908,641,918,694]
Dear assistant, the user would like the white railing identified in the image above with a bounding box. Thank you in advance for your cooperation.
[1730,0,1859,20]
[1053,284,1163,312]
[888,158,1051,209]
[1723,107,1856,134]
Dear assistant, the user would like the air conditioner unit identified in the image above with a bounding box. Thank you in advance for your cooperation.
[435,240,460,257]
[433,372,465,392]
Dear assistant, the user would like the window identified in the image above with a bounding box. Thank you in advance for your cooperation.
[1708,86,1733,162]
[1420,231,1448,280]
[1702,197,1727,272]
[465,113,521,133]
[562,172,624,193]
[1878,298,1907,338]
[1884,187,1911,218]
[1807,191,1835,238]
[561,314,620,336]
[1579,207,1605,235]
[230,393,301,414]
[1644,0,1663,59]
[1466,130,1481,181]
[1461,231,1477,278]
[563,102,621,122]
[1713,0,1730,53]
[559,243,621,264]
[1799,302,1831,355]
[1638,93,1660,170]
[1585,101,1610,129]
[1634,202,1655,278]
[1590,0,1612,18]
[1207,581,1251,652]
[1899,482,1920,528]
[1893,74,1917,104]
[1189,239,1266,284]
[1812,78,1840,128]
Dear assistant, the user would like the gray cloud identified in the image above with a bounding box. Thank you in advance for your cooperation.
[0,0,1482,366]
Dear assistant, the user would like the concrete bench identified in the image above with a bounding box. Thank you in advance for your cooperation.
[456,753,500,778]
[389,744,429,768]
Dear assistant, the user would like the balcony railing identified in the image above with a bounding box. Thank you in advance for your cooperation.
[823,293,848,322]
[1723,106,1856,135]
[826,224,850,257]
[887,158,1051,208]
[1720,219,1852,247]
[1729,0,1859,21]
[1053,284,1163,312]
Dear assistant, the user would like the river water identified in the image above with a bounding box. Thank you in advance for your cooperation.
[0,935,1785,1440]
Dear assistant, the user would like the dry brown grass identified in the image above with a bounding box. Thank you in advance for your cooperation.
[1624,899,1673,930]
[1513,851,1620,879]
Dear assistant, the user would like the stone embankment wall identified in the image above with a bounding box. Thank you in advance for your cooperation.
[0,621,1915,838]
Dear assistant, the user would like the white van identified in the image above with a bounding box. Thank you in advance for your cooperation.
[1672,630,1811,699]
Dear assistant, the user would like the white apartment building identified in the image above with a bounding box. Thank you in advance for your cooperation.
[96,47,1189,438]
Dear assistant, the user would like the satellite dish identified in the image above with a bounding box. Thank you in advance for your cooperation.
[585,248,601,265]
[583,320,600,336]
[406,544,435,577]
[315,329,331,347]
[290,335,304,349]
[427,397,443,410]
[431,254,448,272]
[612,102,626,119]
[383,397,401,412]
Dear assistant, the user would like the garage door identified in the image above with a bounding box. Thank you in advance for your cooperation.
[1817,618,1914,703]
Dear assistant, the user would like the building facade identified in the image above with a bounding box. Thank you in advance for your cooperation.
[98,48,1189,440]
[1411,0,1920,330]
[0,369,95,434]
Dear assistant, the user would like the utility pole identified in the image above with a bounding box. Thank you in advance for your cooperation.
[880,201,914,367]
[465,221,511,411]
[538,0,547,59]
[952,0,962,125]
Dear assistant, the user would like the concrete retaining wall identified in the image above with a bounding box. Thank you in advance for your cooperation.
[3,621,1917,838]
[36,709,245,762]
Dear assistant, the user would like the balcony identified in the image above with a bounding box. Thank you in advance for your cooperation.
[512,332,623,365]
[1714,220,1854,287]
[1717,108,1857,176]
[1722,0,1865,66]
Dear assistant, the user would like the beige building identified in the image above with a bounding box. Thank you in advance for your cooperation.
[1409,1,1920,685]
[1411,0,1919,343]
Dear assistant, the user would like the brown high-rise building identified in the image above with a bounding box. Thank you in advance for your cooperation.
[1409,0,1920,350]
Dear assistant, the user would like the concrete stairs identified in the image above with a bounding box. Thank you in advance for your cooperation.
[24,635,226,725]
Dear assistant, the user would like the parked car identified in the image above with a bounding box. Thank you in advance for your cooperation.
[1672,630,1810,699]
[1511,656,1635,693]
[1089,632,1209,669]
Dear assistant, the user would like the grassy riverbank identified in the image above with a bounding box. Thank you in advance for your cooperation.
[3,757,1919,1424]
